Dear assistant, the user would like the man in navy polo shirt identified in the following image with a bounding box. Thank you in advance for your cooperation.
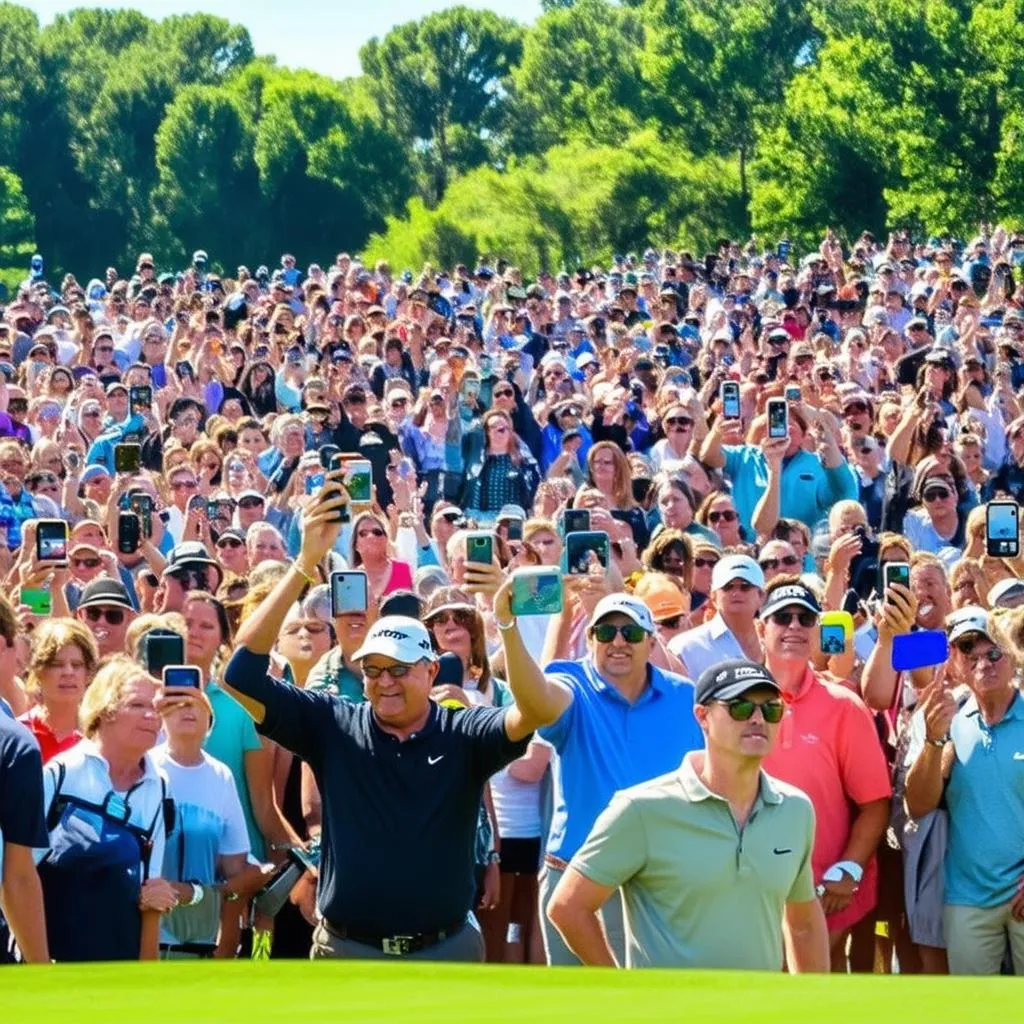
[220,483,555,961]
[0,714,49,963]
[495,588,704,965]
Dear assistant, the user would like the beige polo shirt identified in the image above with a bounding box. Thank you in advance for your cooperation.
[570,752,816,969]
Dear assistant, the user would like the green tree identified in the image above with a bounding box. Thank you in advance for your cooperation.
[0,165,35,265]
[360,6,524,200]
[510,0,648,153]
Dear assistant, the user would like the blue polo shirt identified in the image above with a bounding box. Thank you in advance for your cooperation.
[945,691,1024,908]
[721,444,857,535]
[539,659,703,862]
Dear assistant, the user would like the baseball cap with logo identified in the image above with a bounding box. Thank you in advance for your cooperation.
[987,578,1024,609]
[587,594,655,634]
[351,615,438,664]
[695,659,782,705]
[632,574,687,623]
[946,606,996,645]
[758,582,822,620]
[711,554,765,592]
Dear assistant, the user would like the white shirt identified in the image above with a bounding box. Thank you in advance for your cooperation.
[669,613,746,680]
[42,739,169,879]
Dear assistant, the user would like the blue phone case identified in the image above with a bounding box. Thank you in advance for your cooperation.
[892,630,949,672]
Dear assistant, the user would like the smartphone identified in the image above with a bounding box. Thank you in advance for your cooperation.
[883,561,911,597]
[162,665,202,689]
[819,622,847,656]
[129,385,152,414]
[142,631,185,676]
[305,472,325,496]
[330,571,368,616]
[117,511,140,554]
[504,518,524,542]
[563,530,611,576]
[767,398,789,439]
[129,493,154,538]
[986,500,1020,558]
[175,360,194,382]
[785,385,801,403]
[892,630,950,672]
[318,444,340,470]
[465,531,494,566]
[562,508,591,536]
[36,520,68,564]
[65,450,81,473]
[720,380,741,420]
[113,443,141,475]
[343,459,373,503]
[188,494,207,516]
[509,567,563,616]
[20,587,52,615]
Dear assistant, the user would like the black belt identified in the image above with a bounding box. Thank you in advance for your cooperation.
[160,942,216,958]
[324,919,464,956]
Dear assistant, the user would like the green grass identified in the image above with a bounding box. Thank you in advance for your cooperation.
[3,961,1021,1023]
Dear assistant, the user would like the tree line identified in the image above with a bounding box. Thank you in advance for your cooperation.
[2,0,1024,282]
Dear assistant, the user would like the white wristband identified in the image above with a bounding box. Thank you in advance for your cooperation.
[189,883,204,906]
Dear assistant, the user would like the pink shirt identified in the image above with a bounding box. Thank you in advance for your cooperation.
[383,559,414,596]
[763,665,892,933]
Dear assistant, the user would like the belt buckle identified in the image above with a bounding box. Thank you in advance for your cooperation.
[382,935,413,956]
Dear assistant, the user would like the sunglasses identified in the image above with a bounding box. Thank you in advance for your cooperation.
[72,557,102,569]
[844,402,868,415]
[658,615,684,630]
[714,698,785,724]
[390,398,409,408]
[759,555,800,572]
[217,537,243,549]
[693,557,719,569]
[708,509,737,523]
[238,497,264,509]
[591,623,648,644]
[428,609,475,629]
[83,606,125,625]
[665,416,693,429]
[363,662,413,679]
[923,487,952,502]
[358,527,386,539]
[954,643,1004,665]
[769,609,818,628]
[171,479,198,491]
[493,388,514,398]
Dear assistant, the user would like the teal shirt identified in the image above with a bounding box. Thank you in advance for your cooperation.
[945,692,1024,908]
[203,681,265,859]
[721,444,858,535]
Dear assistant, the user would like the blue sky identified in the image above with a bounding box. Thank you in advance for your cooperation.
[23,1,543,80]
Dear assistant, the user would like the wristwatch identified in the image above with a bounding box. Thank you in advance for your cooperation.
[926,735,950,748]
[486,850,501,866]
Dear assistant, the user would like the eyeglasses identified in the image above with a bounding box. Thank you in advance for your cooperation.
[665,416,693,429]
[171,479,198,491]
[72,557,101,569]
[922,487,952,503]
[714,698,785,724]
[954,643,1004,666]
[759,555,800,572]
[591,623,648,644]
[363,662,413,679]
[217,537,243,549]
[693,557,719,569]
[708,509,737,523]
[83,606,125,625]
[769,609,818,628]
[238,497,264,509]
[428,609,475,629]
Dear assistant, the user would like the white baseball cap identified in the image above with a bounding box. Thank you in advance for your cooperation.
[946,606,996,645]
[351,616,438,664]
[588,594,655,634]
[711,554,765,592]
[987,578,1024,609]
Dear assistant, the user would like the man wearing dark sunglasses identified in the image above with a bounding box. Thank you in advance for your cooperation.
[499,590,704,965]
[74,577,136,658]
[905,608,1024,976]
[757,578,891,972]
[549,659,828,970]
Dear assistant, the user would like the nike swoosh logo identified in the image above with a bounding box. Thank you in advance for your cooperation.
[773,847,792,855]
[427,755,444,766]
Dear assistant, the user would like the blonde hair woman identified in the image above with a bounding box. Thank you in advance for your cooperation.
[585,441,649,547]
[39,657,175,962]
[19,619,99,763]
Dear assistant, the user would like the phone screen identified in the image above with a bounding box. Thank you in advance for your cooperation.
[883,562,911,594]
[20,587,52,615]
[564,531,610,576]
[330,571,368,616]
[767,399,788,439]
[785,385,801,403]
[344,460,373,503]
[721,381,741,419]
[129,494,153,538]
[129,385,152,414]
[986,501,1020,557]
[819,623,847,656]
[114,443,141,475]
[466,533,494,566]
[36,520,69,563]
[143,632,185,676]
[117,511,140,554]
[504,518,524,542]
[563,509,591,535]
[163,666,201,689]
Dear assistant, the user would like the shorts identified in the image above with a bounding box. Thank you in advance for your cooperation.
[501,837,541,875]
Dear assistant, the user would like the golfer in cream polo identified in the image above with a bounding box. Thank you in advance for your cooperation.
[547,660,829,970]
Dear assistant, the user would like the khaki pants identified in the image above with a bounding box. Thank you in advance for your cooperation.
[944,902,1024,975]
[538,862,626,966]
[310,919,484,962]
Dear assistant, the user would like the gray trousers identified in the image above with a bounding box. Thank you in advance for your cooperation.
[310,917,484,962]
[538,862,626,966]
